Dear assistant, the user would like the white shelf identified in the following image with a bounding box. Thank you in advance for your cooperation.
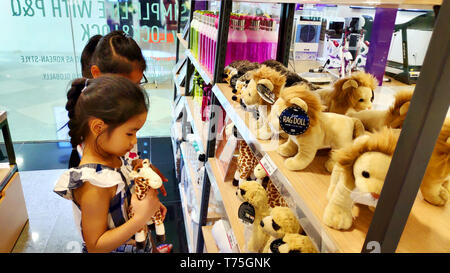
[185,50,213,85]
[178,183,195,253]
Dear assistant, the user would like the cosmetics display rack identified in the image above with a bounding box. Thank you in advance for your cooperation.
[171,0,449,253]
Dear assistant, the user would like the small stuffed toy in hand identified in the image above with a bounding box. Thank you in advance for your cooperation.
[129,159,168,247]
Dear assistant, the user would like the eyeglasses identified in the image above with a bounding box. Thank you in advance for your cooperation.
[140,74,148,85]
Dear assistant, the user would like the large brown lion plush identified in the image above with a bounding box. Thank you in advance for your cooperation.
[324,127,399,230]
[268,84,365,172]
[240,65,288,140]
[316,71,378,115]
[347,90,413,132]
[421,117,450,206]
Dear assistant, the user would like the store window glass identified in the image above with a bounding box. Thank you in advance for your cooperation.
[0,0,189,143]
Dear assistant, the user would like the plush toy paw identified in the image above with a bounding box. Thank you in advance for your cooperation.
[256,127,273,140]
[277,141,298,158]
[323,203,353,230]
[325,158,335,173]
[284,157,310,171]
[422,183,449,206]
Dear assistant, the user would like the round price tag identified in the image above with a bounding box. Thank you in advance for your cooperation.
[279,106,310,135]
[238,202,255,224]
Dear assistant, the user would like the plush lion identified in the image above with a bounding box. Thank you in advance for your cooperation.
[269,233,318,253]
[323,127,400,230]
[260,206,302,253]
[262,59,319,90]
[347,90,413,132]
[240,65,288,140]
[268,84,365,172]
[224,60,261,92]
[316,71,378,115]
[420,117,450,206]
[236,181,271,253]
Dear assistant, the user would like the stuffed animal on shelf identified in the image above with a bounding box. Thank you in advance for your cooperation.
[269,233,318,253]
[316,71,378,115]
[347,90,413,132]
[236,180,271,253]
[420,117,450,206]
[262,59,320,90]
[268,84,365,172]
[233,141,260,187]
[224,60,261,92]
[323,127,399,230]
[260,206,303,253]
[129,159,168,246]
[254,162,288,208]
[240,65,287,140]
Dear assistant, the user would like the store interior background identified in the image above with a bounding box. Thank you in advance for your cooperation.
[0,0,437,252]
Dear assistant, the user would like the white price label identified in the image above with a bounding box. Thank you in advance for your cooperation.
[260,154,277,176]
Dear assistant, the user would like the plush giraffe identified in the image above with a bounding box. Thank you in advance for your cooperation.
[253,162,288,208]
[129,159,168,248]
[233,141,260,187]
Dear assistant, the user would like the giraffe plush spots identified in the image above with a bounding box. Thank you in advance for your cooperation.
[254,162,288,208]
[233,141,260,187]
[129,159,168,248]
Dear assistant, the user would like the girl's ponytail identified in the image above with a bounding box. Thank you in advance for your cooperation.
[66,78,88,168]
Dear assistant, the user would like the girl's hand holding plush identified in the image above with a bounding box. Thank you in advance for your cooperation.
[131,188,161,225]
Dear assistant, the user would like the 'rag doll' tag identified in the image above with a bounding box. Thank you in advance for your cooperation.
[279,106,310,135]
[257,84,276,104]
[238,202,255,224]
[350,189,379,208]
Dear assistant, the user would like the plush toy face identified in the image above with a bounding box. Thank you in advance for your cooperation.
[260,207,300,238]
[353,151,392,200]
[253,163,267,180]
[353,86,374,111]
[130,159,163,189]
[237,180,269,209]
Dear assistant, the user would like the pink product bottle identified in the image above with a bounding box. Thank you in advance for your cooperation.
[269,19,278,59]
[246,17,262,62]
[210,15,218,72]
[259,18,270,62]
[225,17,235,67]
[231,18,247,63]
[207,15,214,72]
[204,15,212,70]
[199,14,207,65]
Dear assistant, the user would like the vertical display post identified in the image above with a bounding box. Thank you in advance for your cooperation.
[364,7,398,85]
[276,3,296,66]
[362,2,450,253]
[196,0,232,253]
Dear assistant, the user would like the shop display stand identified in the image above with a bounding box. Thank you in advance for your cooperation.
[172,0,449,253]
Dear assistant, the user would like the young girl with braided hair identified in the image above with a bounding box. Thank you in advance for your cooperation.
[54,75,166,253]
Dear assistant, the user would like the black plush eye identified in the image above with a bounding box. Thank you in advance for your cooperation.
[359,98,364,102]
[137,169,141,173]
[245,80,250,84]
[362,171,370,178]
[240,189,246,196]
[272,220,281,231]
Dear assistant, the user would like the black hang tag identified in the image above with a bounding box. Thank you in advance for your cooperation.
[279,106,310,135]
[257,84,275,104]
[238,202,255,224]
[270,238,285,253]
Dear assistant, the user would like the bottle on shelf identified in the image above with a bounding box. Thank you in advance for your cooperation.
[269,19,278,59]
[210,14,218,73]
[225,16,237,67]
[259,18,270,62]
[245,16,262,62]
[231,17,248,64]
